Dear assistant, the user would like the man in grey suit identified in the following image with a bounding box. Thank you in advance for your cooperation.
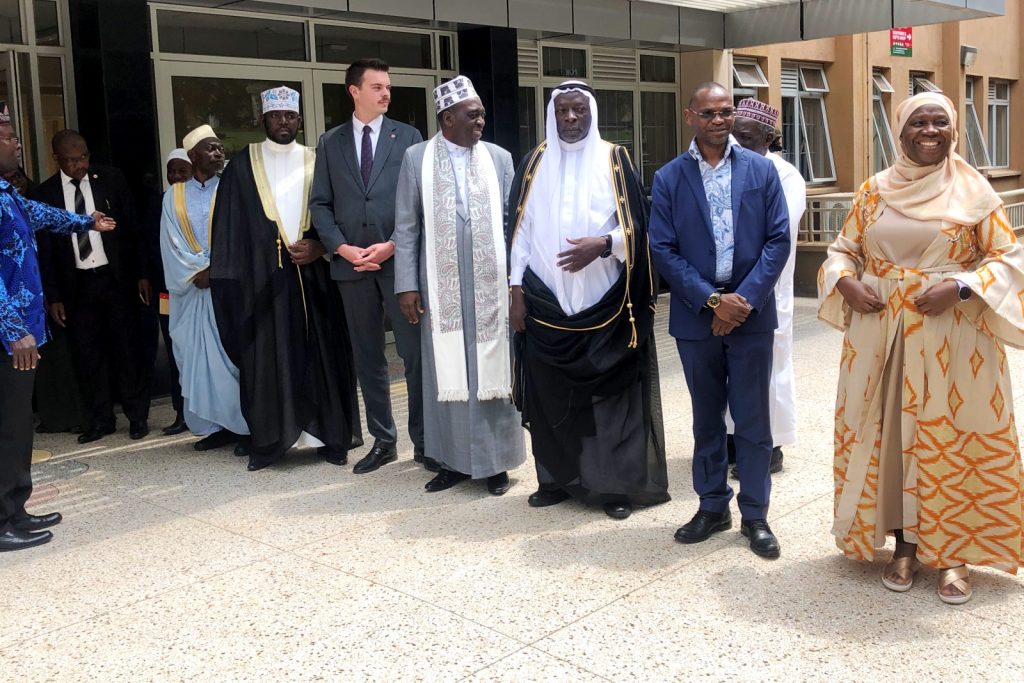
[310,58,437,475]
[393,76,525,496]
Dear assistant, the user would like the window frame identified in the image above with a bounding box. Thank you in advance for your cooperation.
[732,58,769,89]
[782,62,837,184]
[988,79,1010,168]
[871,71,897,173]
[964,77,992,168]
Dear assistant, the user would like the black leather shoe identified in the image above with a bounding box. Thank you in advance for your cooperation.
[0,528,53,552]
[527,489,570,508]
[741,519,781,559]
[424,468,470,492]
[77,423,116,444]
[318,446,348,466]
[350,435,364,449]
[674,509,732,544]
[352,442,398,474]
[247,453,282,472]
[11,512,62,532]
[413,447,441,473]
[194,430,238,451]
[129,420,149,440]
[162,413,189,436]
[486,472,511,496]
[234,437,250,457]
[604,501,633,520]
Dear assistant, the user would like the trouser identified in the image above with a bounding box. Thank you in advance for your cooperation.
[0,353,36,528]
[336,273,423,450]
[158,310,183,414]
[67,267,150,427]
[676,332,774,521]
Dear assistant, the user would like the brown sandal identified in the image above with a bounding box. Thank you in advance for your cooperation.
[938,565,972,605]
[881,556,919,592]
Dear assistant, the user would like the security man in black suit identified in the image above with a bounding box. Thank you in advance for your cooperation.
[310,58,435,475]
[32,130,151,443]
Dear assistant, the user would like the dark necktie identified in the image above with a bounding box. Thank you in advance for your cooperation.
[69,177,92,260]
[360,125,373,188]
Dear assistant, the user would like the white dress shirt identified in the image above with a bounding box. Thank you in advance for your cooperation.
[443,138,470,207]
[352,114,384,166]
[61,170,109,269]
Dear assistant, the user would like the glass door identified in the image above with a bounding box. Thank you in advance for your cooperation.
[314,70,436,140]
[154,60,317,172]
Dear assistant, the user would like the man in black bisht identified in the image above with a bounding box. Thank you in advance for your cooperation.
[210,86,359,471]
[508,80,669,520]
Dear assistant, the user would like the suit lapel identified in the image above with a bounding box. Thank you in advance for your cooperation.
[337,122,361,190]
[681,156,714,240]
[729,148,748,232]
[367,117,397,192]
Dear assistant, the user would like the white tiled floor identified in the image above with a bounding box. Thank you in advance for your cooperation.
[4,297,1023,682]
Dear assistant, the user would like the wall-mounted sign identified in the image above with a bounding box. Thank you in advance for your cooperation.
[890,27,913,57]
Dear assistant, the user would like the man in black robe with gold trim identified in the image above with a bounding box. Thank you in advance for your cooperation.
[508,81,668,519]
[210,86,360,472]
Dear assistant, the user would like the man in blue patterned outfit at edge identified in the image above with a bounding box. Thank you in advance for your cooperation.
[160,125,249,453]
[0,101,117,552]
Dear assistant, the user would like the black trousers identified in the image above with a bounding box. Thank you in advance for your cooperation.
[0,353,36,528]
[67,267,150,427]
[158,311,183,414]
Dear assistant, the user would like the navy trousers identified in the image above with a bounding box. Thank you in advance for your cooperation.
[676,332,774,521]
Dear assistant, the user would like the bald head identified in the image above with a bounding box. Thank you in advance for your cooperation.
[51,129,86,155]
[689,82,729,108]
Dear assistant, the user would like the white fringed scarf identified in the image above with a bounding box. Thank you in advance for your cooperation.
[421,133,510,402]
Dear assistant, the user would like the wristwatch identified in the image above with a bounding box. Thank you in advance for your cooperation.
[599,234,613,259]
[706,291,722,309]
[957,282,972,301]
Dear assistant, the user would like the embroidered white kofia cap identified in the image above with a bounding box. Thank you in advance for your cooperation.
[261,86,300,114]
[432,76,479,114]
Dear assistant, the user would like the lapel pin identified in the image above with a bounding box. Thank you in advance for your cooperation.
[390,133,396,139]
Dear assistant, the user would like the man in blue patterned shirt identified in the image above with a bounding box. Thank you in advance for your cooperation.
[0,102,116,552]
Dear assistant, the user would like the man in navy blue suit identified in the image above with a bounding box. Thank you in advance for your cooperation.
[649,82,790,558]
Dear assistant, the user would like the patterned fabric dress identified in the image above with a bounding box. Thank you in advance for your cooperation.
[818,178,1024,573]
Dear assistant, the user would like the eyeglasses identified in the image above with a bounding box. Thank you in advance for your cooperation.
[0,135,19,144]
[693,108,736,121]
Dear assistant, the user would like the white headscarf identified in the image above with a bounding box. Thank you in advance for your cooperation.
[526,81,618,313]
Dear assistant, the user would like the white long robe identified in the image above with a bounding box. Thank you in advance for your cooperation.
[160,177,248,437]
[726,152,804,446]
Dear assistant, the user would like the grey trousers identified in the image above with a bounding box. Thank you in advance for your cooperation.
[336,273,424,451]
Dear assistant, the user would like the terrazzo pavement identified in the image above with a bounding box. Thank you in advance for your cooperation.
[3,297,1023,681]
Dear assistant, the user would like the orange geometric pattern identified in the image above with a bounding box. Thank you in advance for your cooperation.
[820,188,1024,574]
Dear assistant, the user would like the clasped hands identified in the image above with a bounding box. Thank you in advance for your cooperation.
[712,293,752,336]
[337,241,394,272]
[836,276,960,317]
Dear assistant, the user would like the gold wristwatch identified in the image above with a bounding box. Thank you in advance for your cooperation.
[706,291,722,309]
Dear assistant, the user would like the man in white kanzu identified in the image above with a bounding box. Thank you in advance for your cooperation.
[726,98,806,478]
[211,86,359,472]
[393,76,525,495]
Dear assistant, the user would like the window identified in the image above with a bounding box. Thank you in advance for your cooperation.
[34,0,60,46]
[640,55,675,83]
[910,72,941,95]
[988,80,1010,168]
[872,70,897,173]
[595,89,634,155]
[0,0,22,44]
[732,59,769,89]
[518,86,537,162]
[542,47,586,78]
[964,78,991,168]
[640,91,676,190]
[157,10,307,61]
[315,25,432,69]
[781,63,836,183]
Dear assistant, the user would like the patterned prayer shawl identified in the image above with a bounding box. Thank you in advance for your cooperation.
[421,133,510,402]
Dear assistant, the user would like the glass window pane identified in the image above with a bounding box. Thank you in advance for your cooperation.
[34,0,60,46]
[799,66,828,92]
[171,76,306,160]
[15,52,36,180]
[315,25,431,69]
[872,98,896,173]
[964,102,990,167]
[640,91,677,190]
[38,56,66,178]
[872,72,893,94]
[157,10,306,61]
[518,87,537,162]
[996,81,1010,101]
[439,35,453,72]
[913,77,941,94]
[991,103,1009,167]
[733,61,768,88]
[799,96,835,181]
[0,0,22,44]
[640,55,675,83]
[321,82,428,140]
[595,89,633,156]
[781,96,799,173]
[542,47,586,79]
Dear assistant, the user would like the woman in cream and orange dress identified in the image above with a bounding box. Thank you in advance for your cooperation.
[818,91,1024,604]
